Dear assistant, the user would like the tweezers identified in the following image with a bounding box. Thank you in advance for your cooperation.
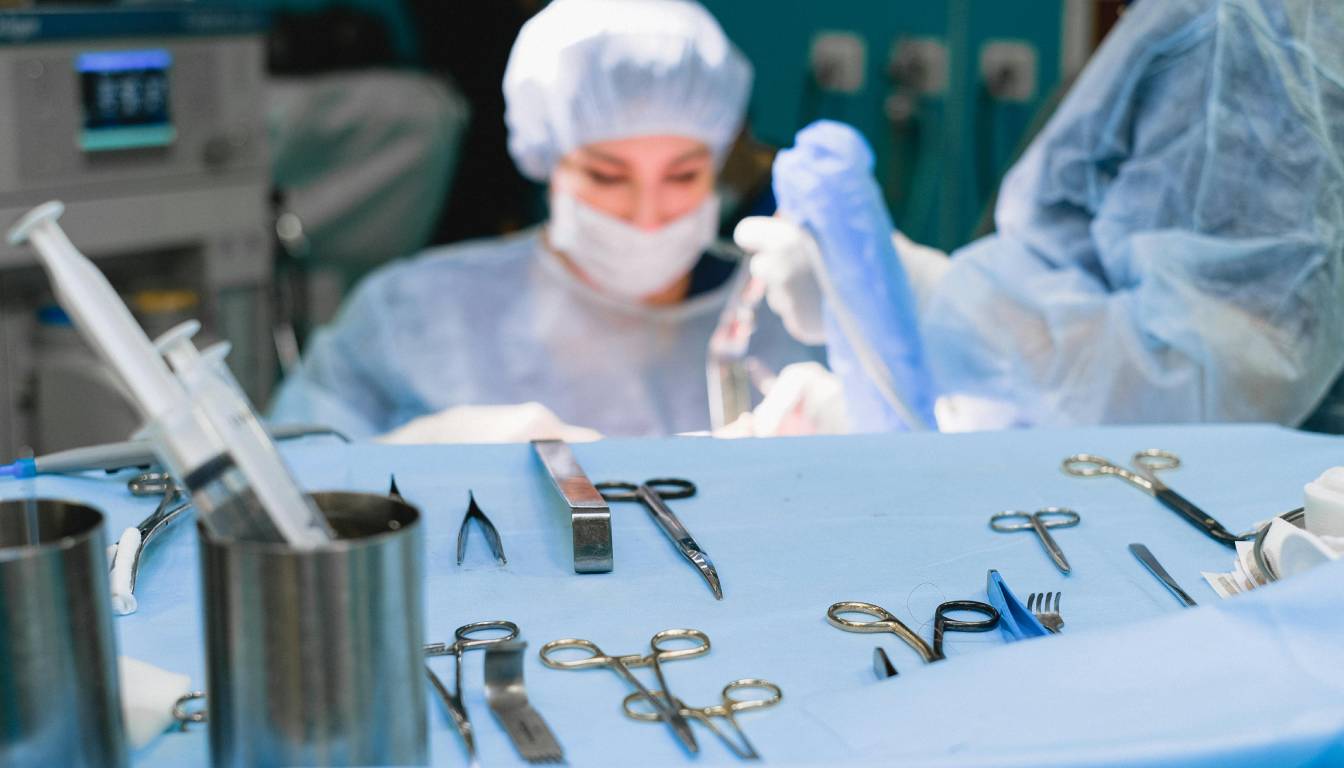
[458,492,506,565]
[124,485,192,590]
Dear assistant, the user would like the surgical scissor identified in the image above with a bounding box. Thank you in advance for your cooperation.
[1062,449,1246,547]
[539,628,709,753]
[424,620,521,767]
[622,678,782,761]
[595,478,723,600]
[826,599,1000,664]
[990,507,1081,574]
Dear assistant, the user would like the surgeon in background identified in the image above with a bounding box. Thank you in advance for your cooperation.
[740,0,1344,432]
[270,0,819,442]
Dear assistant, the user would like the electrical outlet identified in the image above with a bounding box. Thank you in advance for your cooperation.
[889,37,949,95]
[979,40,1037,102]
[810,31,866,94]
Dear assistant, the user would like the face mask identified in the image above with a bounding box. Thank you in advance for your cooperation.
[547,190,720,301]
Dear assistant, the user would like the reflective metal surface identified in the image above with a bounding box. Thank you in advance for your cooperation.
[532,439,613,573]
[0,499,128,768]
[484,640,565,764]
[597,478,723,599]
[199,491,427,767]
[1129,543,1199,606]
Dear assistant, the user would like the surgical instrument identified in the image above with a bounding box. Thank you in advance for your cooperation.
[595,478,722,599]
[872,648,898,680]
[484,641,564,764]
[1027,592,1064,634]
[707,264,766,431]
[622,678,782,760]
[984,569,1050,640]
[425,620,521,767]
[539,629,709,753]
[1062,450,1246,547]
[532,439,613,573]
[826,599,1000,664]
[458,492,506,566]
[129,471,173,497]
[0,423,350,480]
[108,481,192,613]
[990,508,1080,574]
[1129,543,1198,607]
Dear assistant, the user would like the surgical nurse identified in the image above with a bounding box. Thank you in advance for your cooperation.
[269,0,818,441]
[741,0,1344,432]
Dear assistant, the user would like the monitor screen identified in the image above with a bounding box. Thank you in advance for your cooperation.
[76,49,175,152]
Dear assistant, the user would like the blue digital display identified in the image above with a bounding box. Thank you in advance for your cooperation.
[77,48,175,151]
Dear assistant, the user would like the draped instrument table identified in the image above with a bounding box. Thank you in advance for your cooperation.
[12,424,1344,767]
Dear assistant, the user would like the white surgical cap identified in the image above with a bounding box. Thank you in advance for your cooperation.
[502,0,753,181]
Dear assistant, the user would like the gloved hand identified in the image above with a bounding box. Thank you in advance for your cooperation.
[733,217,826,345]
[378,402,602,444]
[713,362,848,437]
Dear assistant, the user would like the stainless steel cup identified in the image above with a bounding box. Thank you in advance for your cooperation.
[200,491,427,767]
[0,498,128,768]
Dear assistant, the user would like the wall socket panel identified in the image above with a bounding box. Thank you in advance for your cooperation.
[810,31,867,93]
[979,39,1037,102]
[890,37,949,95]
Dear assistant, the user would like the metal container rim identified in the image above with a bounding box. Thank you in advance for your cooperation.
[197,490,421,554]
[0,497,105,561]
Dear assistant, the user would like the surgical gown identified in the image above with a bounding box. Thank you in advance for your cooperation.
[269,229,819,439]
[917,0,1344,429]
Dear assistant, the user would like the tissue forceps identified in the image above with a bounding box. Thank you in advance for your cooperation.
[990,508,1080,574]
[827,599,1000,664]
[540,628,709,753]
[424,620,521,767]
[457,491,506,566]
[115,475,192,595]
[1062,449,1246,547]
[595,478,722,599]
[622,678,782,760]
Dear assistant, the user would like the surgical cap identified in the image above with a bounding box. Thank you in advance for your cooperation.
[502,0,752,181]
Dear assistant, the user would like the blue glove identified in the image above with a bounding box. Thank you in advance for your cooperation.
[772,120,936,431]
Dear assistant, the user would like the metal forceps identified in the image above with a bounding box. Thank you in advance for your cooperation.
[539,628,710,753]
[990,508,1081,574]
[595,479,723,600]
[1062,449,1246,547]
[119,473,193,591]
[622,678,782,760]
[424,620,521,766]
[457,491,506,565]
[826,599,1000,664]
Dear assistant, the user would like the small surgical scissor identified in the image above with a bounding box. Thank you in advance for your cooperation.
[622,678,782,761]
[595,478,723,600]
[1062,449,1247,547]
[990,507,1081,574]
[540,628,710,753]
[424,620,521,767]
[826,599,1000,664]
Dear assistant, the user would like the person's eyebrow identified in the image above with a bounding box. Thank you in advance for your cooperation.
[578,148,631,168]
[669,146,712,166]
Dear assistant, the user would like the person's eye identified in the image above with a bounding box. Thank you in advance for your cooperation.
[667,170,704,185]
[584,168,627,186]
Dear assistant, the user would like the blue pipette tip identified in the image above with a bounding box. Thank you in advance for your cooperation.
[0,458,37,479]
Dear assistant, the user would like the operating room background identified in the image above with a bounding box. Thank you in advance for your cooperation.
[0,0,1124,455]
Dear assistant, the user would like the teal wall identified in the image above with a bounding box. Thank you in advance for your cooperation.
[701,0,1065,251]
